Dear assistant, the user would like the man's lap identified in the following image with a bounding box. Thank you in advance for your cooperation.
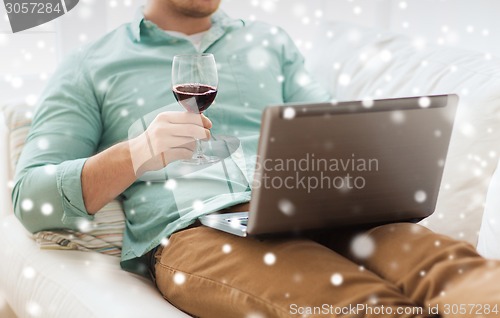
[153,224,432,318]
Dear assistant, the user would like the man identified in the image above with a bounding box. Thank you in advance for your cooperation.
[13,0,500,317]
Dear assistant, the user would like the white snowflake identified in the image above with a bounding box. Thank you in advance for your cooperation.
[278,199,295,216]
[21,199,34,212]
[391,111,405,124]
[23,111,32,119]
[173,272,186,285]
[292,4,306,17]
[246,312,266,318]
[263,252,276,265]
[25,94,38,106]
[412,37,426,50]
[414,190,427,203]
[26,301,42,317]
[164,179,177,190]
[338,74,351,86]
[247,47,270,70]
[10,77,24,88]
[41,203,53,216]
[418,97,431,108]
[44,164,56,175]
[296,73,311,87]
[77,219,92,233]
[380,49,392,62]
[192,200,204,212]
[362,97,374,108]
[98,81,109,92]
[160,237,169,247]
[23,266,36,279]
[330,273,343,286]
[460,123,476,137]
[292,273,302,283]
[350,234,375,259]
[222,244,232,254]
[79,33,88,43]
[283,107,296,120]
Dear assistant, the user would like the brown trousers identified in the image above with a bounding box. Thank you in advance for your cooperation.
[153,223,500,318]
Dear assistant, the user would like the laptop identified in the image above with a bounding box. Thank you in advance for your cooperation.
[199,94,459,237]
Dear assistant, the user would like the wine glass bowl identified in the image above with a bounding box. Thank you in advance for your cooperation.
[172,83,217,113]
[171,53,219,165]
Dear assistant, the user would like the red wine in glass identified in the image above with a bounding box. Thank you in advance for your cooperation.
[171,53,219,165]
[172,83,218,113]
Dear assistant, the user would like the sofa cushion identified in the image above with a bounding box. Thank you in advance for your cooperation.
[0,214,189,318]
[2,102,33,179]
[477,159,500,258]
[2,102,125,256]
[306,22,500,245]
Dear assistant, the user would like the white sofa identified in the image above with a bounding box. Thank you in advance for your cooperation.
[1,22,500,317]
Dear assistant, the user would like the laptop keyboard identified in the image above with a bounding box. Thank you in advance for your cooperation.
[227,217,248,226]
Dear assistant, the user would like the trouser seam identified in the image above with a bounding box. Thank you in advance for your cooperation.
[156,261,291,317]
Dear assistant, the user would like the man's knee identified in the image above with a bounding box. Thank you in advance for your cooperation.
[366,222,477,261]
[367,222,434,241]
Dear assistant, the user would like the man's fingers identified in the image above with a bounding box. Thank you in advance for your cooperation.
[172,139,196,151]
[201,114,212,129]
[168,124,211,140]
[153,135,196,156]
[203,128,211,140]
[158,111,212,128]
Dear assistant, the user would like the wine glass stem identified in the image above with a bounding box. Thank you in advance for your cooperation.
[194,139,204,159]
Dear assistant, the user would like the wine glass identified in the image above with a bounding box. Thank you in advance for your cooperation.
[172,53,219,165]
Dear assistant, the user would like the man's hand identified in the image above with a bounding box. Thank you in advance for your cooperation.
[129,111,212,175]
[81,111,212,214]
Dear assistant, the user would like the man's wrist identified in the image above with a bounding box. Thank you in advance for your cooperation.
[128,133,157,177]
